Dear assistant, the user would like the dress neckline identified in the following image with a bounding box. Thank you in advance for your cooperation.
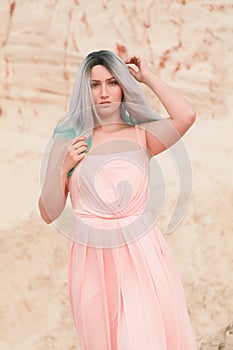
[87,124,146,157]
[86,147,145,157]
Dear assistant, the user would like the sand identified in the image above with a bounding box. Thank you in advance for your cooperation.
[0,1,232,349]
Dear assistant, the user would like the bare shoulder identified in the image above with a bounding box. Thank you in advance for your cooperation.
[137,116,195,157]
[136,119,172,157]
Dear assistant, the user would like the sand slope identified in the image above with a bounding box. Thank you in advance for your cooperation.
[0,1,232,349]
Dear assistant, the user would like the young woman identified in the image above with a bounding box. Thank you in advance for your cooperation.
[38,50,197,349]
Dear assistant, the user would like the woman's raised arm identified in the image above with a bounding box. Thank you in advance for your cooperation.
[125,56,196,156]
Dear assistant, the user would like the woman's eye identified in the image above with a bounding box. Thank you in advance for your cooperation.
[90,82,99,88]
[109,80,118,86]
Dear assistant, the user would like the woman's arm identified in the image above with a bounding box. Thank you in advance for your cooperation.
[125,56,196,156]
[38,151,69,224]
[38,135,87,224]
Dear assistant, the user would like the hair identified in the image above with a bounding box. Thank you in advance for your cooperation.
[53,49,162,151]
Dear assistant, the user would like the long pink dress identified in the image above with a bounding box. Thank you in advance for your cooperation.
[67,124,197,350]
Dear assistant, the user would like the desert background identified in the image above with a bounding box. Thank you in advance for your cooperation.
[0,0,232,349]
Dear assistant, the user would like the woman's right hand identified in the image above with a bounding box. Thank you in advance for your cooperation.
[62,135,88,175]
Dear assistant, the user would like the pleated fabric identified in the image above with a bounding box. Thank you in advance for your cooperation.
[67,124,197,349]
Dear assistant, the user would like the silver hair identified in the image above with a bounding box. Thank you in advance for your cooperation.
[53,50,162,148]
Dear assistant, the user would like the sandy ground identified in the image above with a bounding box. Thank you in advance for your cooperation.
[0,0,233,348]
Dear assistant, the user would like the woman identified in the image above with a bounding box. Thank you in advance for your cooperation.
[38,50,197,349]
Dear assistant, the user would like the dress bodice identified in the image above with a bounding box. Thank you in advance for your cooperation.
[68,124,150,219]
[67,124,155,248]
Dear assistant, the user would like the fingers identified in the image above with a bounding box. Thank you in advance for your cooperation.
[125,55,139,63]
[125,55,149,71]
[125,55,142,66]
[69,142,87,163]
[74,151,86,160]
[72,139,87,149]
[71,135,87,152]
[75,144,87,154]
[71,135,87,145]
[127,66,137,76]
[62,136,88,175]
[71,141,87,155]
[125,55,151,83]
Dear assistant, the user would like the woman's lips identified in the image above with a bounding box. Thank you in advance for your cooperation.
[99,101,112,108]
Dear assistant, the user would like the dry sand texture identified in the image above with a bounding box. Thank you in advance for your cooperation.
[0,1,233,349]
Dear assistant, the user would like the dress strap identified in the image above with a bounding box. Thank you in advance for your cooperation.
[135,123,145,149]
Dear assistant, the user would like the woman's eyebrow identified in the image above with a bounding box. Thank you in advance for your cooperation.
[90,77,115,82]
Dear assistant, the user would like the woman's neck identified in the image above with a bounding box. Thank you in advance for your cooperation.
[95,121,129,133]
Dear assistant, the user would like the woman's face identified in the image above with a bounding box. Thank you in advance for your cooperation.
[90,65,123,119]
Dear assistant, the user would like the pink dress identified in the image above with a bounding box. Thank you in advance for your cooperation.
[67,124,197,350]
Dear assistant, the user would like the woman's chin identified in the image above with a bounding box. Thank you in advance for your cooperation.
[95,104,121,118]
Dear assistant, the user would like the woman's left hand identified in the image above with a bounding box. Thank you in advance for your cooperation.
[125,56,151,83]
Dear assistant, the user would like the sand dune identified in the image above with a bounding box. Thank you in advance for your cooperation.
[0,1,232,349]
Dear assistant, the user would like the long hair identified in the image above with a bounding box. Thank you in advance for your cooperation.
[53,50,162,150]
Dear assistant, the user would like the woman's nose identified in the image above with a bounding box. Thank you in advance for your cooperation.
[100,83,109,97]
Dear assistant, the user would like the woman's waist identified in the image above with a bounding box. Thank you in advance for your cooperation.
[73,208,152,220]
[69,208,157,248]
